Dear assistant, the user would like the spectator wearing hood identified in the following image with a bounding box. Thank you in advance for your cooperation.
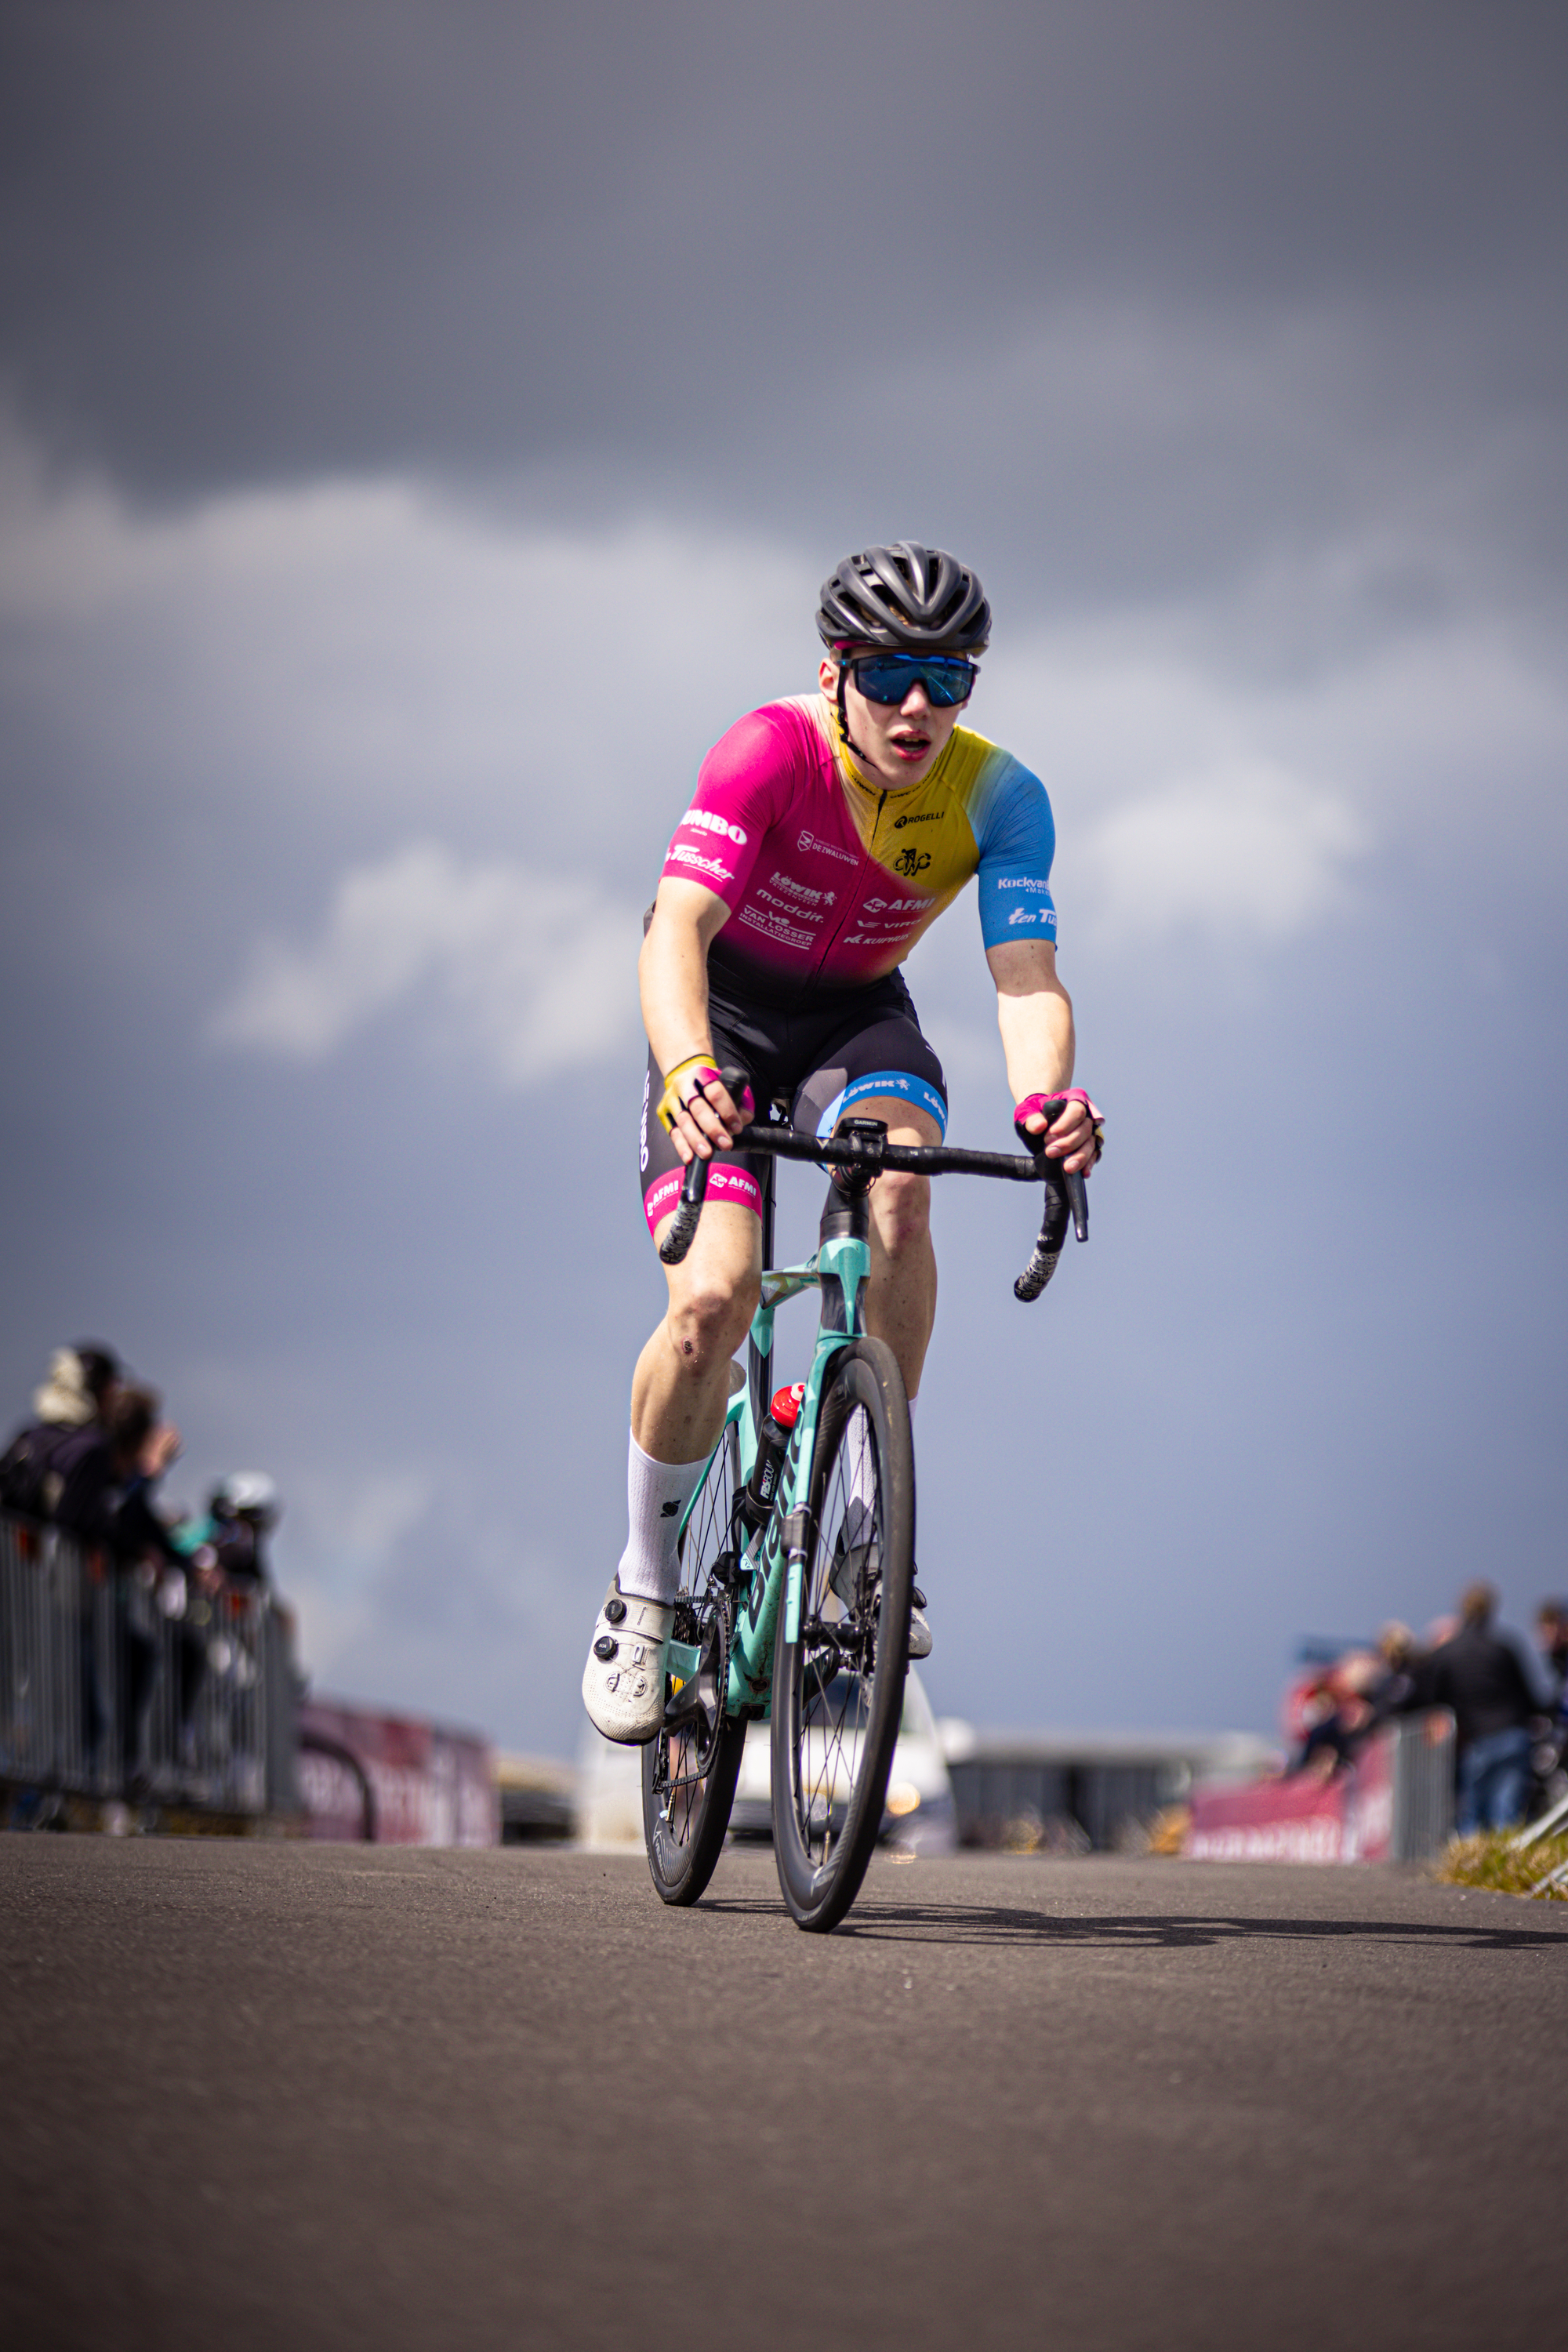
[0,1343,121,1521]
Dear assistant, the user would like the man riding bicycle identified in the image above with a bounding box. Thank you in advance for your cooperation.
[583,543,1102,1744]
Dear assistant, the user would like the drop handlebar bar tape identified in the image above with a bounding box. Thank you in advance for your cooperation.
[1011,1096,1093,1299]
[657,1065,755,1266]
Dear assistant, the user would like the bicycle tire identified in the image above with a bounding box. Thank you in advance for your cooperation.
[771,1337,914,1933]
[642,1420,748,1905]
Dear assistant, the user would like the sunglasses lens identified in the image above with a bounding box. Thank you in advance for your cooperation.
[854,655,975,708]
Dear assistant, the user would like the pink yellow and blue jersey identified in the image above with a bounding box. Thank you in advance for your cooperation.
[659,693,1057,1004]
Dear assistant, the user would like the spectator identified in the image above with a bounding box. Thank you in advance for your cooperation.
[207,1473,280,1587]
[1366,1621,1427,1727]
[1536,1600,1568,1715]
[1428,1582,1540,1835]
[56,1384,187,1783]
[0,1341,121,1520]
[1290,1650,1381,1777]
[56,1385,185,1567]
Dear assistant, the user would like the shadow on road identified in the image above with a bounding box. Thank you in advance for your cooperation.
[698,1897,1566,1952]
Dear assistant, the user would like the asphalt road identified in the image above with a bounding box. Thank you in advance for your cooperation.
[2,1838,1563,2352]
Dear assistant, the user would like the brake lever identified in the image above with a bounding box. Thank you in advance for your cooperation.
[1012,1103,1091,1303]
[656,1065,753,1267]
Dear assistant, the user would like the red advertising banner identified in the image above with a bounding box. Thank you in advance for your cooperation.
[1187,1726,1396,1864]
[298,1697,499,1847]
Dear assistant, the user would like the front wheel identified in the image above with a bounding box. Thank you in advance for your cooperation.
[771,1338,915,1933]
[642,1420,748,1904]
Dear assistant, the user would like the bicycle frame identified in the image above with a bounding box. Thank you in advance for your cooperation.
[657,1091,1089,1733]
[665,1165,866,1723]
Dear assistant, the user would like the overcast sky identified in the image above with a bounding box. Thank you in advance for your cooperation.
[2,0,1564,1759]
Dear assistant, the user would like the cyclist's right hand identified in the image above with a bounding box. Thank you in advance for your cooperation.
[655,1057,754,1164]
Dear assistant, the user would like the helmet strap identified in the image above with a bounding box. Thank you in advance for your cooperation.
[834,658,868,765]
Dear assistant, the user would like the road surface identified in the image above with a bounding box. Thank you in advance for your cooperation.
[2,1838,1563,2350]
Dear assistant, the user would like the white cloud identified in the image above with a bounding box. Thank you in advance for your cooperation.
[1076,760,1367,944]
[0,412,816,869]
[211,838,641,1084]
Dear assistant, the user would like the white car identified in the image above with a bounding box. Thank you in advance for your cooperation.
[730,1664,957,1855]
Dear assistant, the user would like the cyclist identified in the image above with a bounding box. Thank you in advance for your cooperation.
[584,543,1102,1743]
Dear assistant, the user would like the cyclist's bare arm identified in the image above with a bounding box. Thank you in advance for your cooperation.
[640,879,750,1163]
[986,938,1098,1173]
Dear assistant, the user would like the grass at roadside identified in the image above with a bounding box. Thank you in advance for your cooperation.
[1436,1829,1568,1900]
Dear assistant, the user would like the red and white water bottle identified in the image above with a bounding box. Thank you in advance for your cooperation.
[740,1382,805,1531]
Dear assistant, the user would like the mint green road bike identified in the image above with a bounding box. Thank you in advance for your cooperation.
[641,1077,1088,1934]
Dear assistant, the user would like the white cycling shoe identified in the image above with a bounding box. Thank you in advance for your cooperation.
[829,1542,932,1661]
[581,1576,673,1744]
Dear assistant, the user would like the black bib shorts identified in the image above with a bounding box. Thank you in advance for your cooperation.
[637,967,947,1243]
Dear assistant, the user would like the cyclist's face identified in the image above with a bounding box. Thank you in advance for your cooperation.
[818,648,972,786]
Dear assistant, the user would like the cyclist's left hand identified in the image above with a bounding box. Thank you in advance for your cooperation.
[1014,1088,1104,1174]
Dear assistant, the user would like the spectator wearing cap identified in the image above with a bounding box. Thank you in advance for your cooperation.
[1428,1583,1541,1835]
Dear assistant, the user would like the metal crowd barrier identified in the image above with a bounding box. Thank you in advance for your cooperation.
[1387,1711,1455,1860]
[1,1510,291,1818]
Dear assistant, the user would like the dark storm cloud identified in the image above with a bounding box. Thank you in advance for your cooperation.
[2,0,1565,551]
[3,1,1566,1755]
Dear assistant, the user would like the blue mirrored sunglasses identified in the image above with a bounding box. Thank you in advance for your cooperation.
[851,652,978,709]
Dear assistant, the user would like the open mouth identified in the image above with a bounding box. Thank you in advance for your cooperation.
[891,732,931,760]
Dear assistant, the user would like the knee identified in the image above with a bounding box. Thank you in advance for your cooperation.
[667,1268,758,1370]
[872,1171,931,1258]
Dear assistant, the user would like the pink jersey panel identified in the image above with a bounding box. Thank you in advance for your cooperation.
[659,699,921,993]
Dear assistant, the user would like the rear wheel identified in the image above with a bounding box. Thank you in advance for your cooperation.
[771,1338,914,1933]
[642,1420,748,1904]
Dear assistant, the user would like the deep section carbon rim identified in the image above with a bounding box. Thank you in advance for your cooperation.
[641,1420,746,1904]
[771,1339,913,1931]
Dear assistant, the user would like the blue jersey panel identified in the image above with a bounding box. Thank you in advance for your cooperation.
[971,754,1058,949]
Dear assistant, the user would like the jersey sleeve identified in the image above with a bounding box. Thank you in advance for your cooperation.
[659,705,805,909]
[972,756,1058,949]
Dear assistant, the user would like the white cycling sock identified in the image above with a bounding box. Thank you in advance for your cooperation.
[615,1434,708,1605]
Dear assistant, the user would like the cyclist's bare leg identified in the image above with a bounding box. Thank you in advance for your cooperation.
[833,1094,942,1403]
[632,1199,762,1465]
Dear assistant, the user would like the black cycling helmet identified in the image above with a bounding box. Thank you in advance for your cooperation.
[816,543,991,654]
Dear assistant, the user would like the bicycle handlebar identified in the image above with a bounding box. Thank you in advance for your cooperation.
[657,1068,1090,1302]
